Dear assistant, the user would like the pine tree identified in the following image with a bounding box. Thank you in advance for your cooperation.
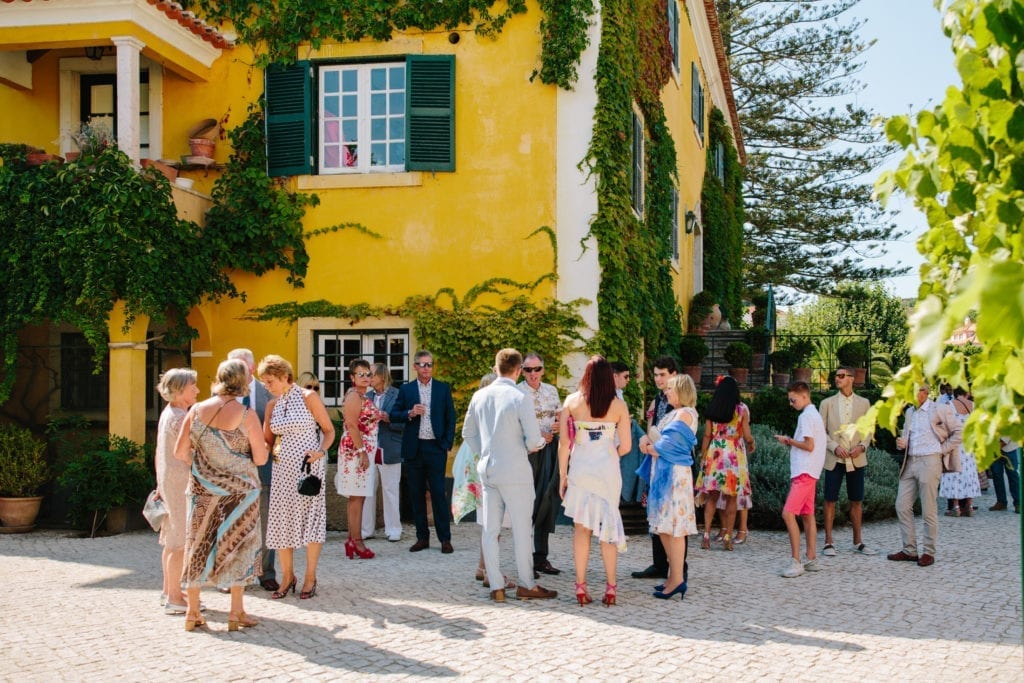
[718,0,908,294]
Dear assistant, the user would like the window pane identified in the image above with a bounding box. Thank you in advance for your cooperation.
[390,142,405,166]
[323,120,339,143]
[323,95,339,117]
[370,143,386,166]
[342,120,358,143]
[324,70,339,93]
[371,93,386,116]
[342,95,357,117]
[342,69,357,92]
[389,91,405,113]
[371,68,386,90]
[323,145,339,168]
[389,116,404,139]
[371,118,386,141]
[389,66,405,89]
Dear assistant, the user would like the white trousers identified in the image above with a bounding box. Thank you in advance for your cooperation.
[361,461,402,538]
[481,481,535,591]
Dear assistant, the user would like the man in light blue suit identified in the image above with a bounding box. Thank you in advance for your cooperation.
[462,348,557,602]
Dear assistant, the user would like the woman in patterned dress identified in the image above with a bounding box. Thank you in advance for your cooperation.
[695,375,755,551]
[940,388,981,516]
[173,359,268,631]
[557,356,632,606]
[259,354,336,600]
[335,358,385,560]
[154,367,199,615]
[638,374,699,600]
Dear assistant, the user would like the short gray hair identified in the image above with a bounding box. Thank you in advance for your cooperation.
[227,348,255,369]
[157,367,197,402]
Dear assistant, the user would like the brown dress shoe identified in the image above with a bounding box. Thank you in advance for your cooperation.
[535,559,561,575]
[917,553,935,567]
[886,550,919,562]
[260,578,280,592]
[516,584,558,600]
[409,539,430,552]
[490,589,505,603]
[441,541,454,554]
[990,502,1007,511]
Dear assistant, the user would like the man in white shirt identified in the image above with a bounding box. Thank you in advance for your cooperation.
[889,383,962,567]
[775,381,827,578]
[464,348,557,602]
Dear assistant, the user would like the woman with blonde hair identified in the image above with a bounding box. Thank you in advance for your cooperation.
[260,354,336,600]
[558,356,632,606]
[174,359,268,631]
[638,374,698,600]
[154,367,199,616]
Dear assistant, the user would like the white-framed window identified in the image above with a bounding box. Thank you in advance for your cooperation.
[691,62,705,144]
[670,187,680,263]
[668,0,680,73]
[713,141,726,183]
[319,62,407,174]
[630,109,645,217]
[692,207,704,293]
[312,329,410,407]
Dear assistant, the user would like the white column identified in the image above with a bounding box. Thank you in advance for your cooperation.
[112,36,145,166]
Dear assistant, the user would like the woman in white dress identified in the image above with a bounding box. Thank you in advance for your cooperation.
[557,356,631,606]
[259,354,335,600]
[940,388,980,516]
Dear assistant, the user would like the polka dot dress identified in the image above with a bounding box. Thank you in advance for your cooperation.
[265,384,326,548]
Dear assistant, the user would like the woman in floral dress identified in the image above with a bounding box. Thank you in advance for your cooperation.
[695,376,755,551]
[335,358,385,560]
[940,388,981,516]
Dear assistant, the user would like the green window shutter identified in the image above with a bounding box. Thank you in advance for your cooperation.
[406,55,455,172]
[264,61,312,177]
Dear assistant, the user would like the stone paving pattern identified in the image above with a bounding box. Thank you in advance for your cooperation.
[1,501,1021,681]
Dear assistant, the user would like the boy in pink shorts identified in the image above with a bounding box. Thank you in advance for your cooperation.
[774,381,827,578]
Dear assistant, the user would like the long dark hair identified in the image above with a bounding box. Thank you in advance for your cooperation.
[579,355,616,418]
[705,375,741,424]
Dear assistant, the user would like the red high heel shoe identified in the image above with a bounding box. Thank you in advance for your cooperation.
[574,581,593,606]
[347,537,375,559]
[602,583,617,607]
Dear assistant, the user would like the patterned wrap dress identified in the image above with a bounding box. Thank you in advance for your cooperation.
[155,404,189,550]
[695,403,752,504]
[266,384,327,548]
[335,388,381,497]
[562,421,627,552]
[648,407,699,537]
[181,406,262,589]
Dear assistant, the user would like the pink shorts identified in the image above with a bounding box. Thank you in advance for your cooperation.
[783,473,818,516]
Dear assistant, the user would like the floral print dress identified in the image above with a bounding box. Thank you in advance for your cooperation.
[335,388,382,497]
[695,403,751,503]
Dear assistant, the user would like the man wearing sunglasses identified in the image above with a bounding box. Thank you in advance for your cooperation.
[391,350,457,554]
[818,366,875,557]
[516,352,563,576]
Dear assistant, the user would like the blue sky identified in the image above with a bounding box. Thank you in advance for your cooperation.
[850,0,960,298]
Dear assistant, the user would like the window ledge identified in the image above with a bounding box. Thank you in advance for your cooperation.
[297,172,423,190]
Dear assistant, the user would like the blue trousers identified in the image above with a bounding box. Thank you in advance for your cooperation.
[406,439,451,543]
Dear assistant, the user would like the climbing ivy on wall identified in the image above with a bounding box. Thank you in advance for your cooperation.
[701,107,744,326]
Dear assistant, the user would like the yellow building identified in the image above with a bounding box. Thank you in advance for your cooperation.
[0,0,742,442]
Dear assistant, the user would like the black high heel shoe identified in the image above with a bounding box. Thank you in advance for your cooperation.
[271,577,296,600]
[653,581,687,600]
[299,579,317,600]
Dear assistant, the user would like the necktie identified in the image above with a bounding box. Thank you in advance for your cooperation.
[243,396,251,408]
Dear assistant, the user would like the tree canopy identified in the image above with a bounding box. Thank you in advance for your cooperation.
[872,0,1023,466]
[717,0,907,295]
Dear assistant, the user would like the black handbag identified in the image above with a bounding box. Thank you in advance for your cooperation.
[297,456,322,496]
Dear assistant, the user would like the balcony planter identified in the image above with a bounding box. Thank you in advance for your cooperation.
[0,424,49,532]
[188,138,215,158]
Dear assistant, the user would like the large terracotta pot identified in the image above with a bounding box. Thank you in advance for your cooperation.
[792,367,813,382]
[772,372,791,388]
[684,366,702,385]
[728,367,749,385]
[854,367,867,387]
[0,496,43,531]
[105,505,129,535]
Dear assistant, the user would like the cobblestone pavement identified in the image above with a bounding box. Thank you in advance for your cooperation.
[1,501,1021,682]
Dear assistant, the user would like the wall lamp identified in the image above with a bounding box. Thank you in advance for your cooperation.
[84,46,110,61]
[684,210,699,234]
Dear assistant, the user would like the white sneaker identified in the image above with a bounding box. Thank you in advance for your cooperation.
[387,532,401,542]
[822,544,837,557]
[780,558,805,578]
[803,558,822,572]
[853,543,878,555]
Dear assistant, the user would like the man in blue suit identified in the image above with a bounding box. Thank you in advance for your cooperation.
[390,350,457,553]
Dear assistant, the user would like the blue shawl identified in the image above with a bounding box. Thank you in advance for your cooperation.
[636,419,697,515]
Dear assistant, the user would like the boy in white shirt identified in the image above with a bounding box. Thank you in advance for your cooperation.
[774,381,827,578]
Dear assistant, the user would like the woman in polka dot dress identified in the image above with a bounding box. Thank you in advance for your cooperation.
[259,355,335,601]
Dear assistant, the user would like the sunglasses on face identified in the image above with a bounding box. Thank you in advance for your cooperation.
[835,373,851,379]
[304,384,319,390]
[353,372,372,379]
[523,367,544,373]
[415,362,433,368]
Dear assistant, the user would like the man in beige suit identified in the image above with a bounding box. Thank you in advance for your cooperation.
[818,367,875,556]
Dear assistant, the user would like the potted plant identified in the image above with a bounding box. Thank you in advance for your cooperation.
[769,348,796,387]
[679,334,710,384]
[70,120,114,159]
[0,423,50,531]
[787,338,815,382]
[723,341,752,385]
[687,290,716,334]
[745,328,769,377]
[837,341,870,386]
[58,434,153,537]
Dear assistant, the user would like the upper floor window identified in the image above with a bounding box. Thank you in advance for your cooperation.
[713,141,726,183]
[670,187,680,262]
[691,62,705,144]
[312,329,410,407]
[630,110,645,217]
[667,0,680,73]
[265,55,455,177]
